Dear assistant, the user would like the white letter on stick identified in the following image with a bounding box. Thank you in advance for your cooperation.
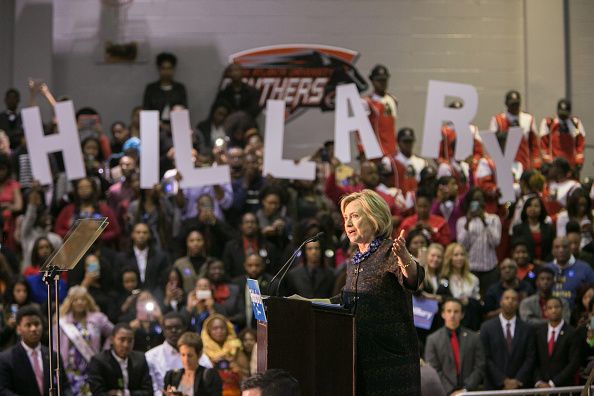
[170,110,231,188]
[22,101,85,185]
[479,127,523,204]
[421,80,478,160]
[140,110,160,189]
[334,83,382,163]
[262,100,316,180]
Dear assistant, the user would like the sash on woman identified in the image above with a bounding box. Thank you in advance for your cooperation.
[59,321,97,362]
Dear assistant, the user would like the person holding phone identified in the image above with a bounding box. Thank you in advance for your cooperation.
[163,332,222,396]
[183,278,227,334]
[456,187,502,295]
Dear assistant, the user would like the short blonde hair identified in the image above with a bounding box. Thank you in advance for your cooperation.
[340,189,393,239]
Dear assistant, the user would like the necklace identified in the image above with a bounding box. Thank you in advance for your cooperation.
[352,238,384,266]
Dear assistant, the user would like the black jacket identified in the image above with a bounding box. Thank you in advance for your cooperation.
[480,316,535,389]
[87,350,153,395]
[142,81,187,117]
[511,222,555,262]
[282,265,335,299]
[163,366,222,396]
[119,246,170,291]
[222,237,281,278]
[215,83,261,118]
[0,342,72,396]
[534,322,580,386]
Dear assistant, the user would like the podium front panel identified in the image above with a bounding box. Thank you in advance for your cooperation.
[258,298,355,395]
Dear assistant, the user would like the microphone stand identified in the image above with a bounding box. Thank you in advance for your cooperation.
[270,233,323,297]
[43,266,66,396]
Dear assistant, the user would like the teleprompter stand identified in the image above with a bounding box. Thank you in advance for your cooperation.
[40,218,109,396]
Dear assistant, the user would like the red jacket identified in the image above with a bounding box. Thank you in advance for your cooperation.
[490,112,540,170]
[398,214,451,246]
[540,116,585,167]
[54,203,121,243]
[364,94,398,156]
[324,172,400,217]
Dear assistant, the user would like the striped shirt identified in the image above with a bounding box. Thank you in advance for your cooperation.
[456,213,501,272]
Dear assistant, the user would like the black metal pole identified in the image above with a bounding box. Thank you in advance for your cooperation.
[54,272,61,396]
[45,270,55,396]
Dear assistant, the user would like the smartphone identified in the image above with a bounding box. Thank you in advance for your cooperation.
[10,304,18,316]
[86,260,100,276]
[196,290,212,300]
[161,178,177,196]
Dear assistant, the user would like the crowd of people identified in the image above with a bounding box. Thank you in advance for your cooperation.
[0,51,591,395]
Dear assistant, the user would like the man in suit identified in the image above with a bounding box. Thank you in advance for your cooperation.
[425,298,485,395]
[480,289,535,389]
[519,266,571,326]
[88,322,153,395]
[282,240,335,299]
[233,254,273,329]
[534,296,580,388]
[120,222,170,291]
[0,305,72,396]
[223,212,280,278]
[483,258,534,319]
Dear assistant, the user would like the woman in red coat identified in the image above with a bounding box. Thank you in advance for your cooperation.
[54,177,120,244]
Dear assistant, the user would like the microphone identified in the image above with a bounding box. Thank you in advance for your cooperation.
[270,232,324,297]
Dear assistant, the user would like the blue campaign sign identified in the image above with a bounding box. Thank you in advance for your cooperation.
[247,279,267,323]
[412,295,439,330]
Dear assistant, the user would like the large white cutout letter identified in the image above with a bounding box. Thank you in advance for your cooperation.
[334,84,382,163]
[140,111,160,188]
[479,127,523,204]
[171,110,231,188]
[421,80,478,160]
[22,101,85,185]
[262,100,316,180]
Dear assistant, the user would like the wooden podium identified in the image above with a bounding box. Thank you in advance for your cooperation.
[257,297,356,395]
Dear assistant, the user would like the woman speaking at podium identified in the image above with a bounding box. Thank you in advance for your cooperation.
[339,189,424,395]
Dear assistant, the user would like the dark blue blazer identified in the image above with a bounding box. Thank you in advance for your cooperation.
[480,316,535,389]
[0,342,71,396]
